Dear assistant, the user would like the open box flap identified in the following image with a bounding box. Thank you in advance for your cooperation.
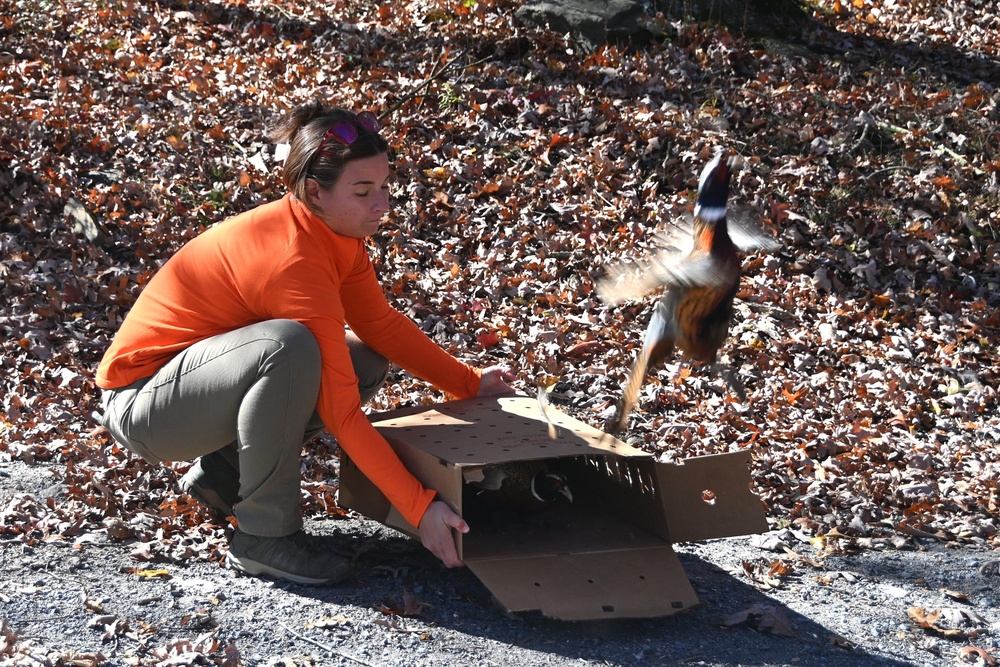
[465,546,698,620]
[656,450,769,543]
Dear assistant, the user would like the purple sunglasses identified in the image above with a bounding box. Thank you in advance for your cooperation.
[315,111,381,156]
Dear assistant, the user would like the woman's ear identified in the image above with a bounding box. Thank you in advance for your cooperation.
[304,178,322,206]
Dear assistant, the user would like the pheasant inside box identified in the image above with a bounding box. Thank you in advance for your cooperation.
[340,395,768,620]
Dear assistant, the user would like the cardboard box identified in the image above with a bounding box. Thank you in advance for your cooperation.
[340,395,768,620]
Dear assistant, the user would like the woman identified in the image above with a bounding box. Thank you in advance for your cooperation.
[97,102,514,585]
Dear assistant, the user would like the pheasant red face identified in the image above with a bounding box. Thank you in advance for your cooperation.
[531,471,573,503]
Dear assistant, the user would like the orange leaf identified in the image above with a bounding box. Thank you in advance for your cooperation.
[782,386,808,405]
[565,340,605,357]
[476,330,501,348]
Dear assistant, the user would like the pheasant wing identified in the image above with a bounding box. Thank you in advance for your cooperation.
[597,253,730,305]
[728,213,779,253]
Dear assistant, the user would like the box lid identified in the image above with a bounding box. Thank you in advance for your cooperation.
[369,395,640,466]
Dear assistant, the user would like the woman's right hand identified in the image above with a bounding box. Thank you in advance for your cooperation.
[477,366,516,397]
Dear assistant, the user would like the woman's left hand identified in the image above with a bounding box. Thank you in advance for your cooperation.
[418,500,468,568]
[477,366,516,396]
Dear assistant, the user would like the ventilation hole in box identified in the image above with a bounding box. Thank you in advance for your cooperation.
[587,579,595,584]
[602,605,614,613]
[671,600,684,609]
[702,489,717,505]
[638,575,646,580]
[534,582,542,587]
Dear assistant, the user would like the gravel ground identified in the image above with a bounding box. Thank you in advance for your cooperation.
[2,456,999,667]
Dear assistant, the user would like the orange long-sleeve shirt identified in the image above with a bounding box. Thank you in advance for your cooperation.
[96,194,482,527]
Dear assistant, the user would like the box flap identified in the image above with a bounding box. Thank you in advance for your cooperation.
[370,395,645,467]
[465,546,698,620]
[656,450,769,542]
[461,506,697,619]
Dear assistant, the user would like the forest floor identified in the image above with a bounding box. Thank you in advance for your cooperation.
[2,0,1000,665]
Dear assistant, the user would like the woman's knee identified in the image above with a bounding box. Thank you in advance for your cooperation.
[253,320,321,385]
[263,320,320,361]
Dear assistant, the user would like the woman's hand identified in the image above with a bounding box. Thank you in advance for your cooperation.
[477,366,516,397]
[418,500,468,568]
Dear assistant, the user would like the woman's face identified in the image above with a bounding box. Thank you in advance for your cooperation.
[308,152,392,238]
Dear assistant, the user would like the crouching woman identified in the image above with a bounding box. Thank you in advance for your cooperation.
[96,102,513,585]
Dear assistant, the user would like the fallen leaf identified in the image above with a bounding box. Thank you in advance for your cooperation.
[958,646,997,666]
[907,606,984,639]
[54,650,108,667]
[304,614,350,629]
[941,588,970,603]
[564,340,605,357]
[722,604,795,637]
[402,589,427,616]
[132,568,171,579]
[476,330,502,348]
[827,633,856,649]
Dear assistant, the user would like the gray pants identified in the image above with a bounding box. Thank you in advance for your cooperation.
[101,319,388,536]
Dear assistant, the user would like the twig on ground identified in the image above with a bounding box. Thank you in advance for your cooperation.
[281,623,376,666]
[379,49,491,121]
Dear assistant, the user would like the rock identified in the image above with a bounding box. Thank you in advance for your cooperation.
[515,0,812,48]
[64,197,108,246]
[514,0,649,50]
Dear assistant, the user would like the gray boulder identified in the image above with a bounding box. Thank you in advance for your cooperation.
[515,0,648,50]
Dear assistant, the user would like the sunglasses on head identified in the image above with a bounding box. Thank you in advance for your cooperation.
[315,112,381,155]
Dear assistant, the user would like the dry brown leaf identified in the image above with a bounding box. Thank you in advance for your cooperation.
[958,646,997,666]
[722,604,795,637]
[907,606,984,639]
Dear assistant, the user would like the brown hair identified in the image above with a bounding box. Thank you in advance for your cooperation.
[267,101,388,215]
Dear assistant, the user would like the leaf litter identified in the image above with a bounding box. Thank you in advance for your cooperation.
[1,0,999,664]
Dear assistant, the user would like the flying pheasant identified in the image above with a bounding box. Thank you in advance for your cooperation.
[598,151,777,434]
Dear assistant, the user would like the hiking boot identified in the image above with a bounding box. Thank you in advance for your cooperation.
[178,450,241,517]
[227,528,352,585]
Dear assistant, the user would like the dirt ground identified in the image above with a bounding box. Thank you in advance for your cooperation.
[3,455,999,667]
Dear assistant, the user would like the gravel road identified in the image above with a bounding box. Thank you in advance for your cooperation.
[2,456,999,667]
